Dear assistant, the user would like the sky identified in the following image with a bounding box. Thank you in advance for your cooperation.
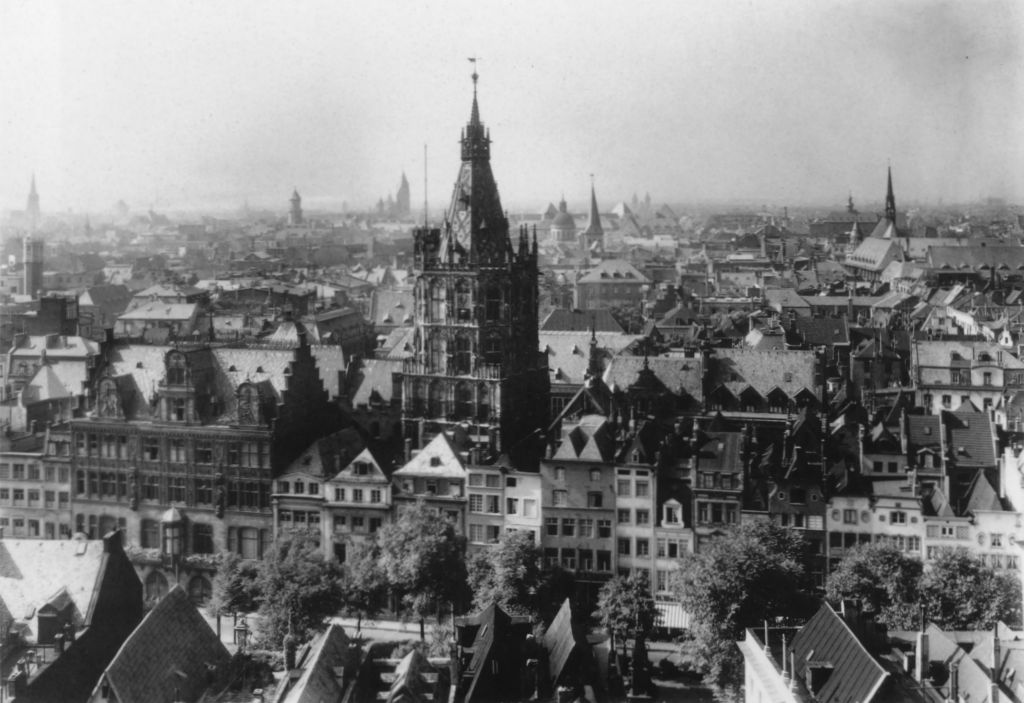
[1,0,1022,216]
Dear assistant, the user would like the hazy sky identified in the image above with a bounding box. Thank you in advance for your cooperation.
[2,0,1022,215]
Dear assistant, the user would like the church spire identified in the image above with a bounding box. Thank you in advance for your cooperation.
[885,165,896,224]
[584,175,604,237]
[470,60,480,126]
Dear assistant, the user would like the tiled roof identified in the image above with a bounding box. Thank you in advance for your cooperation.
[914,340,1024,369]
[26,364,72,400]
[845,237,902,271]
[99,586,229,703]
[310,345,347,399]
[708,349,819,399]
[330,448,388,483]
[281,429,366,480]
[540,308,624,333]
[576,259,650,284]
[541,331,642,386]
[602,355,703,401]
[928,245,1024,270]
[350,358,404,406]
[377,326,416,359]
[789,604,889,703]
[553,415,616,462]
[543,599,586,686]
[963,471,1007,513]
[9,334,100,358]
[118,302,198,321]
[0,537,111,640]
[794,317,849,346]
[266,320,323,345]
[943,410,997,468]
[370,288,415,326]
[906,415,942,455]
[394,432,466,479]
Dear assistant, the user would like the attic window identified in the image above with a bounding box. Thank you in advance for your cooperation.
[136,362,144,368]
[783,372,793,382]
[923,426,932,435]
[430,456,441,467]
[256,366,264,373]
[228,365,237,372]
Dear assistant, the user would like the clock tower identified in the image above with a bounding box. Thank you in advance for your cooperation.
[402,70,548,465]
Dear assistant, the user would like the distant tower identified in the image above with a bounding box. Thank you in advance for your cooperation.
[23,234,44,297]
[396,172,411,218]
[884,166,897,225]
[550,196,576,242]
[289,188,303,225]
[582,177,605,248]
[26,174,40,231]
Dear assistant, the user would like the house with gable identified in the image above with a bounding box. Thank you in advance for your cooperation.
[391,431,467,528]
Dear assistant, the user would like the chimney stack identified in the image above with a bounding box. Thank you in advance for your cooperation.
[916,629,929,682]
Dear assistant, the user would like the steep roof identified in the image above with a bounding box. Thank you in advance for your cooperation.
[709,349,819,399]
[942,410,997,468]
[602,355,703,401]
[914,340,1024,370]
[543,599,587,686]
[540,308,623,333]
[274,624,352,703]
[963,470,1007,513]
[349,358,404,406]
[789,604,889,703]
[0,537,115,640]
[98,586,229,703]
[394,432,466,479]
[576,259,650,284]
[118,302,198,321]
[928,245,1024,270]
[541,331,642,386]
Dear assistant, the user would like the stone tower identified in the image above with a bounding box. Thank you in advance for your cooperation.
[23,234,44,297]
[402,70,548,464]
[396,172,411,218]
[289,188,303,225]
[25,174,40,232]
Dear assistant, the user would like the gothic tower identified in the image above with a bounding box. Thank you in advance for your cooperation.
[26,174,40,232]
[402,70,548,464]
[23,234,43,297]
[884,166,897,227]
[289,188,303,225]
[396,172,411,218]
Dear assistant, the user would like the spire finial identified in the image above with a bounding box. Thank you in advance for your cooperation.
[468,57,480,125]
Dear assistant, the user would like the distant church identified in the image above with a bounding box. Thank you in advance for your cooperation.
[376,173,411,219]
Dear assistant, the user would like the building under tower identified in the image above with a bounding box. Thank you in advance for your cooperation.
[402,70,549,466]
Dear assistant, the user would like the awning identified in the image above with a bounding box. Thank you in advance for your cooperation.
[656,602,691,630]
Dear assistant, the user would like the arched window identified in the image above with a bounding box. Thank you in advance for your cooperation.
[484,336,502,365]
[430,280,447,321]
[428,337,446,373]
[455,279,472,321]
[97,379,120,418]
[237,384,260,425]
[428,381,444,418]
[477,383,491,422]
[411,380,426,416]
[454,335,472,374]
[454,382,473,419]
[187,575,212,606]
[145,571,168,602]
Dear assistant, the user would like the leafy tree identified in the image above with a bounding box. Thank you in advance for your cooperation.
[341,537,388,633]
[920,549,1021,630]
[377,500,468,639]
[825,542,922,629]
[675,522,815,692]
[256,532,345,647]
[596,571,659,655]
[208,551,262,618]
[466,530,543,618]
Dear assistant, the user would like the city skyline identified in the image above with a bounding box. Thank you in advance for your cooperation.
[2,0,1022,214]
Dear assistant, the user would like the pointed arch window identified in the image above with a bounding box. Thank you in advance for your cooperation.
[485,286,502,321]
[430,280,448,321]
[477,383,491,422]
[428,380,444,418]
[455,279,473,321]
[455,382,473,419]
[454,335,472,374]
[484,335,502,365]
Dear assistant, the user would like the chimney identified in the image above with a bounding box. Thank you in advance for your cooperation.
[916,630,929,681]
[950,663,959,702]
[404,438,412,463]
[54,632,65,655]
[992,624,1002,683]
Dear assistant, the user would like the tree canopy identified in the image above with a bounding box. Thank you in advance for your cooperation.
[466,530,543,618]
[376,500,468,634]
[256,532,345,647]
[675,522,816,691]
[825,542,922,629]
[208,551,261,618]
[920,549,1021,630]
[341,537,389,630]
[595,571,659,654]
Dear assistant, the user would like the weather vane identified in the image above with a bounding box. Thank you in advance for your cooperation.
[468,56,480,85]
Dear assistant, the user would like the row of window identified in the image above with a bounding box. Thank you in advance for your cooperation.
[468,473,503,488]
[777,514,825,530]
[330,514,383,534]
[468,523,502,543]
[696,501,738,525]
[923,393,996,411]
[75,434,268,468]
[0,487,69,508]
[542,547,613,572]
[0,463,69,482]
[75,470,270,510]
[469,493,501,514]
[656,538,687,559]
[829,531,921,553]
[696,472,741,491]
[503,497,538,517]
[545,517,613,538]
[0,516,71,539]
[618,537,651,557]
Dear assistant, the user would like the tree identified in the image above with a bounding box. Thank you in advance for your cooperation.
[208,551,262,618]
[825,542,922,629]
[377,500,468,639]
[341,537,388,633]
[920,549,1021,630]
[256,532,345,647]
[466,530,544,618]
[675,522,815,692]
[596,571,659,656]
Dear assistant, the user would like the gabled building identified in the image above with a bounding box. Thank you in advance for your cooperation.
[454,604,535,703]
[392,432,467,528]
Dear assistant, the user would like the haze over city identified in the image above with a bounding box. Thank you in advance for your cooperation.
[2,0,1022,214]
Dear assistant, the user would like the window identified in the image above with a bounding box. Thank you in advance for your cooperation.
[890,511,907,525]
[44,490,55,507]
[991,533,1004,548]
[598,519,612,538]
[168,476,186,503]
[656,570,669,593]
[554,466,566,482]
[143,474,160,501]
[636,539,650,557]
[485,474,500,488]
[369,518,382,533]
[370,489,382,503]
[523,499,537,518]
[618,538,631,556]
[469,473,483,487]
[579,518,593,538]
[590,468,601,482]
[545,517,558,536]
[193,524,214,554]
[168,439,185,463]
[579,549,594,571]
[983,372,992,386]
[12,464,25,480]
[617,509,631,524]
[587,492,603,508]
[790,488,806,504]
[352,488,364,503]
[27,465,40,480]
[617,480,631,497]
[843,509,857,525]
[942,394,952,408]
[469,494,484,512]
[808,515,824,530]
[597,550,612,571]
[334,487,345,501]
[195,478,213,505]
[0,488,7,501]
[657,539,667,557]
[278,481,291,493]
[506,497,519,515]
[469,523,484,543]
[141,519,160,548]
[351,516,365,532]
[562,518,576,537]
[663,504,682,525]
[486,495,500,514]
[552,490,568,507]
[635,481,649,498]
[195,441,213,464]
[505,477,517,488]
[561,548,576,569]
[636,509,650,525]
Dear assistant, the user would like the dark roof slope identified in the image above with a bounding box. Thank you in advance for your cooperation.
[541,308,624,333]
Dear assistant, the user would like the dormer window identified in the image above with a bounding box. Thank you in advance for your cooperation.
[294,480,304,494]
[167,352,187,385]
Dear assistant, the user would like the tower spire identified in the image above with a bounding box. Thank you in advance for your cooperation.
[885,163,896,224]
[584,174,604,237]
[469,57,480,126]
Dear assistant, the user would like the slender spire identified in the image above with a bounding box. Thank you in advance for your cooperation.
[29,174,37,197]
[469,58,480,126]
[885,164,896,224]
[584,174,604,237]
